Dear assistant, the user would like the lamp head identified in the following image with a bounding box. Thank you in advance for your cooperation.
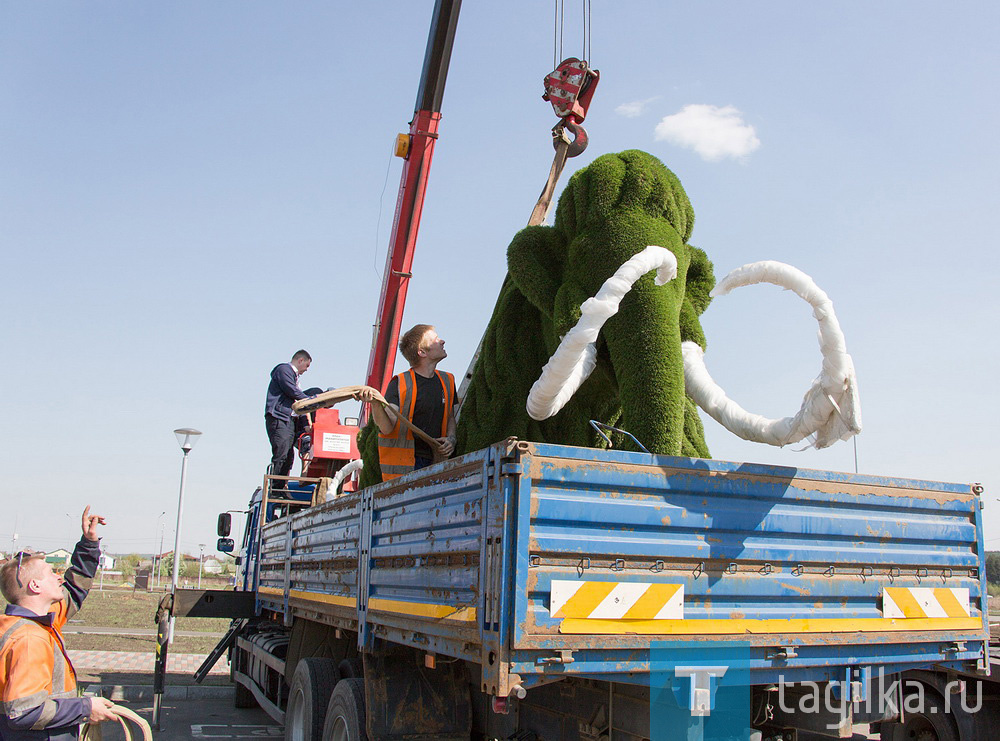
[173,428,203,451]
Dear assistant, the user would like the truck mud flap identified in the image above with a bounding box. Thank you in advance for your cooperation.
[364,648,471,740]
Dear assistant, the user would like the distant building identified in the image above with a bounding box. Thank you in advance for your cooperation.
[45,549,72,567]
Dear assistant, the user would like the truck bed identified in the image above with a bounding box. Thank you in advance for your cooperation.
[256,439,988,698]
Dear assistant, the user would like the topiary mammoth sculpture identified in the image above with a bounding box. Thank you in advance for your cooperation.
[456,149,715,457]
[359,149,860,487]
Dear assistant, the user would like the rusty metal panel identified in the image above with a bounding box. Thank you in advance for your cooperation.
[363,451,493,657]
[506,442,987,685]
[258,490,361,625]
[258,515,290,612]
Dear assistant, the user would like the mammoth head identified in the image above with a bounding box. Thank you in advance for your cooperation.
[554,149,695,245]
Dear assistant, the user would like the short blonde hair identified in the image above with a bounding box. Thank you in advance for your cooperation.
[0,553,45,603]
[399,324,434,366]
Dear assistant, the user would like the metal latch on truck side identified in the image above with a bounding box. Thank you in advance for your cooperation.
[537,649,575,665]
[767,647,798,661]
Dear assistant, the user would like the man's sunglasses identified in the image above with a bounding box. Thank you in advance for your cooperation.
[10,551,41,588]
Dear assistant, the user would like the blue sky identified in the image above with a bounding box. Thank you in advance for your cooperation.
[2,1,998,562]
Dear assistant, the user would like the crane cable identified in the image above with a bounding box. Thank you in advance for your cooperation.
[532,0,598,225]
[554,0,591,66]
[553,0,562,67]
[456,2,599,418]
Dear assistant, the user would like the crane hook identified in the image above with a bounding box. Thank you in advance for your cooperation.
[553,118,588,158]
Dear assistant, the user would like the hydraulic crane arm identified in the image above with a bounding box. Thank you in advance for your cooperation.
[365,0,463,402]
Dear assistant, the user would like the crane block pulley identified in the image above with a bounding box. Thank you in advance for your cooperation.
[542,57,600,157]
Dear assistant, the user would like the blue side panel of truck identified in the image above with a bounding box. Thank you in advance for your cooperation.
[256,439,988,698]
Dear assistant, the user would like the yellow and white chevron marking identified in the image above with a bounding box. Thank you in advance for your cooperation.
[883,587,970,619]
[550,580,684,620]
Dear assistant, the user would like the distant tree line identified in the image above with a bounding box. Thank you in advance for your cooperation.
[988,552,1000,586]
[112,553,236,580]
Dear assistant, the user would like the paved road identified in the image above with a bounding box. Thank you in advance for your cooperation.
[75,651,276,739]
[92,697,279,740]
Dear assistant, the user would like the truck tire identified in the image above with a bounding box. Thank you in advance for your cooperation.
[322,678,368,741]
[286,658,338,741]
[880,691,958,741]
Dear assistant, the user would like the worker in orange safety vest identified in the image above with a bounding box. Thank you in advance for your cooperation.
[0,507,117,739]
[360,324,457,480]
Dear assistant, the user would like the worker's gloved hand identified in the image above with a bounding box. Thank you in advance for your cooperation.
[88,696,117,723]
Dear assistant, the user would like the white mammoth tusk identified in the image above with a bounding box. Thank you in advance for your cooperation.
[526,245,678,421]
[326,458,364,501]
[682,260,862,449]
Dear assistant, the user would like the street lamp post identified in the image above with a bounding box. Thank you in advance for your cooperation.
[198,543,205,588]
[169,428,201,641]
[155,426,201,730]
[157,522,167,588]
[152,511,165,589]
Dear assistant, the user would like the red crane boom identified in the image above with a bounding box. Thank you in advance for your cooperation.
[364,0,463,402]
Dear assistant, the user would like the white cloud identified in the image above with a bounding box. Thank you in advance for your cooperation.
[654,104,760,162]
[615,96,659,118]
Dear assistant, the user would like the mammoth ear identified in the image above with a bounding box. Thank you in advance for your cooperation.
[684,245,715,316]
[507,225,568,318]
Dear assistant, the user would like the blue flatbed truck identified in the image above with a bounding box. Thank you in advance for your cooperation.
[204,439,995,741]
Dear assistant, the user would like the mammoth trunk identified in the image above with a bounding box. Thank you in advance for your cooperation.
[603,282,687,456]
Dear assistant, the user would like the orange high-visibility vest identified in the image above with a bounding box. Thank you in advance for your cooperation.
[378,369,456,481]
[0,600,79,724]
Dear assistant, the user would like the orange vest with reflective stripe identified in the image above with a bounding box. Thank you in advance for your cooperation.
[0,600,78,724]
[378,369,456,481]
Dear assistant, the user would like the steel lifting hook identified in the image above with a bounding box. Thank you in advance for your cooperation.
[553,118,588,158]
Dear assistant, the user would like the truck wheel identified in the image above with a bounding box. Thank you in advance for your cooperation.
[286,658,338,741]
[337,658,364,680]
[880,692,958,741]
[322,678,368,741]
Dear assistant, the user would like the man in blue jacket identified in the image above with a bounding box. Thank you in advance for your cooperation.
[265,350,313,478]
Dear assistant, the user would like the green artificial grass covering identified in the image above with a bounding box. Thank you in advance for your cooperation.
[357,420,382,490]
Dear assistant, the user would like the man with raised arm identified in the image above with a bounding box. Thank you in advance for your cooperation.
[0,506,117,739]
